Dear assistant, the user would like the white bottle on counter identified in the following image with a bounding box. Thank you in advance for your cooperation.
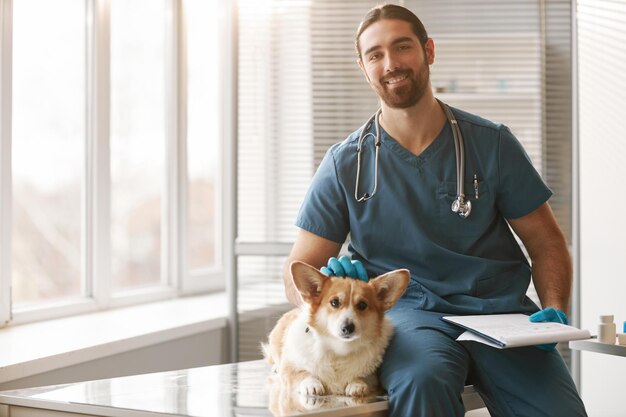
[598,315,616,344]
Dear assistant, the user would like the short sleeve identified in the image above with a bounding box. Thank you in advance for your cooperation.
[295,146,350,243]
[496,126,552,219]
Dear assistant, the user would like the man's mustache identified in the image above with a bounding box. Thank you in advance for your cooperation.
[380,69,413,85]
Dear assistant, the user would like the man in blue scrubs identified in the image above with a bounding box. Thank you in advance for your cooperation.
[283,4,587,416]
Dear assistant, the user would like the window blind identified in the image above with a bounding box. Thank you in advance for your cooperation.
[544,0,573,242]
[310,0,381,165]
[237,0,314,360]
[237,0,313,244]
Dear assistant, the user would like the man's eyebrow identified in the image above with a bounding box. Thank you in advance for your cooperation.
[363,36,415,57]
[363,44,381,58]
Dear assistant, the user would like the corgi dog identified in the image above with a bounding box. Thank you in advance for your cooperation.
[263,260,409,399]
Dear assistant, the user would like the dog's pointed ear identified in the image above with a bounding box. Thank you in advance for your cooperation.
[369,269,409,311]
[290,261,328,304]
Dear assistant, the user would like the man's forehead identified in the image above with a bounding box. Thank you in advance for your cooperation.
[358,19,418,52]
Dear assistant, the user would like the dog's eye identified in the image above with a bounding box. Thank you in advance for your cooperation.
[356,301,368,311]
[330,298,340,308]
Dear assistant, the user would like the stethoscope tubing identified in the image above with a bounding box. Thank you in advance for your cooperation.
[354,109,382,202]
[440,102,467,201]
[354,100,471,218]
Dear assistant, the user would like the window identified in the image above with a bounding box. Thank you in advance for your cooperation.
[110,0,167,291]
[12,0,86,308]
[185,0,221,289]
[110,0,166,292]
[0,0,225,325]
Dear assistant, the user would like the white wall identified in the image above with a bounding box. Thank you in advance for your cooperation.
[578,1,626,415]
[0,328,228,391]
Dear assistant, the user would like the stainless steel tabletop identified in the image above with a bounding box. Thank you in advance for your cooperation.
[0,360,387,417]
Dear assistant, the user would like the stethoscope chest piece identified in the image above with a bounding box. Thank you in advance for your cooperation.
[451,196,472,218]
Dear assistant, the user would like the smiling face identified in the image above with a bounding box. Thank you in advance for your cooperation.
[357,18,434,109]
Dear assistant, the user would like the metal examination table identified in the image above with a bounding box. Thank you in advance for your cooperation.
[0,360,484,416]
[0,360,387,417]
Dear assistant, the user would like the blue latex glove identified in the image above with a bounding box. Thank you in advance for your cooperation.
[320,256,368,282]
[529,307,568,351]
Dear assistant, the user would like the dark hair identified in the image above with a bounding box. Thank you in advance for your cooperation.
[355,4,429,58]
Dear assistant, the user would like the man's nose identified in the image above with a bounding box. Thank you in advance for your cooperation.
[384,52,400,72]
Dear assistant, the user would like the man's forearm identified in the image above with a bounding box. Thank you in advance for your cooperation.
[508,203,573,314]
[530,242,572,313]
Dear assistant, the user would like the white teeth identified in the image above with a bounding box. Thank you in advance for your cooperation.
[386,75,408,84]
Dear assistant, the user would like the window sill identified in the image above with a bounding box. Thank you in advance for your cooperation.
[0,293,228,385]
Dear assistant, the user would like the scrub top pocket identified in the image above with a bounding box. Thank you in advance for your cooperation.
[437,180,494,238]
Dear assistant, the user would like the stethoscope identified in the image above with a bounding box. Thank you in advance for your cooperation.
[354,100,473,218]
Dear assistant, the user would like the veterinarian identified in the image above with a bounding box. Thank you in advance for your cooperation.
[282,4,587,417]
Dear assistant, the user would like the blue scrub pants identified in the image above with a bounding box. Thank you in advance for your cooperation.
[378,306,587,417]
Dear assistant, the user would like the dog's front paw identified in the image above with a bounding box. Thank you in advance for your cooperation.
[299,376,326,396]
[345,379,370,397]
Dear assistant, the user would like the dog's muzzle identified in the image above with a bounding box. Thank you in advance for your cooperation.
[340,321,356,338]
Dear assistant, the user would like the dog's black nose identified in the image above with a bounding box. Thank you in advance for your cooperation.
[341,322,355,336]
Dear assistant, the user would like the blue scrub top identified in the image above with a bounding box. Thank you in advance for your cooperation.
[295,106,552,315]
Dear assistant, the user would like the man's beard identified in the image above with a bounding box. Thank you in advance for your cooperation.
[375,63,430,109]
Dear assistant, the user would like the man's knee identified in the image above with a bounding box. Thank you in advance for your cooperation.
[380,357,465,397]
[380,360,466,417]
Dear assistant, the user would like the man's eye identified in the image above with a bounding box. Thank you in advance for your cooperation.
[357,301,368,311]
[330,298,340,308]
[369,53,380,61]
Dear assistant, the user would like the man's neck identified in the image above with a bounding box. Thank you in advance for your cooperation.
[378,95,446,157]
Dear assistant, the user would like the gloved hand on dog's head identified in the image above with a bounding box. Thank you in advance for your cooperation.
[529,307,568,351]
[320,256,368,282]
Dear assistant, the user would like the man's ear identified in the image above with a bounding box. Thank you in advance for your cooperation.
[290,261,328,304]
[424,38,435,65]
[369,269,410,311]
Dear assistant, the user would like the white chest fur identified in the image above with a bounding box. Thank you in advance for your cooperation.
[280,310,392,393]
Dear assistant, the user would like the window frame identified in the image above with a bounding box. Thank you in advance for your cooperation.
[0,0,227,327]
[0,0,13,326]
[171,0,226,297]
